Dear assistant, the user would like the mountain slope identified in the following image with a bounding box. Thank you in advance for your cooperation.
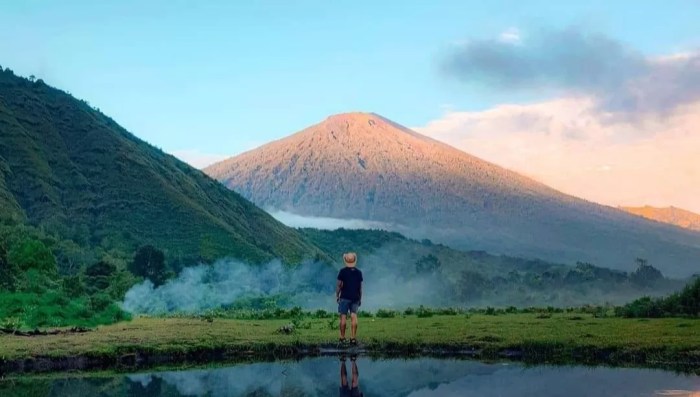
[0,69,323,266]
[206,112,700,277]
[620,206,700,232]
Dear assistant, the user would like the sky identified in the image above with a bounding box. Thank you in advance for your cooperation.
[1,1,699,212]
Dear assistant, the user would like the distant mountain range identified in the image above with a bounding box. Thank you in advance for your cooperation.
[620,206,700,232]
[0,69,323,266]
[206,112,700,277]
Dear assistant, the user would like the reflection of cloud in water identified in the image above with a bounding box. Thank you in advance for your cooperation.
[656,392,700,397]
[124,358,699,397]
[407,366,700,397]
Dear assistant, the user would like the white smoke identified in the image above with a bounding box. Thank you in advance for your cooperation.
[121,254,451,315]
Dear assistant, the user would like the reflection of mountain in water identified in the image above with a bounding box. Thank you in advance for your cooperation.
[8,357,697,397]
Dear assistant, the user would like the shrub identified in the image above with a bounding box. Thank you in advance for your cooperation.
[314,309,331,318]
[617,278,700,318]
[376,309,397,318]
[416,305,433,318]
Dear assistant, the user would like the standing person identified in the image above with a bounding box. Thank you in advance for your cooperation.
[336,252,363,345]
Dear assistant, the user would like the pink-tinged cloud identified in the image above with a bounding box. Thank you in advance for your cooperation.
[415,97,700,213]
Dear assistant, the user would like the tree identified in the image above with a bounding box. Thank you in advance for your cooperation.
[415,254,441,273]
[84,260,117,293]
[458,271,489,300]
[7,238,57,274]
[128,245,169,286]
[630,258,664,287]
[0,242,18,291]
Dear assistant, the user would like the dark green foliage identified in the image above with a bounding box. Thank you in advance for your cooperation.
[8,238,57,274]
[376,308,397,318]
[416,305,434,318]
[0,241,17,290]
[0,231,131,329]
[84,260,116,293]
[630,258,664,287]
[458,271,490,300]
[62,274,85,297]
[128,245,170,286]
[300,228,406,262]
[415,254,441,273]
[565,262,627,284]
[617,277,700,318]
[0,70,325,266]
[0,291,130,328]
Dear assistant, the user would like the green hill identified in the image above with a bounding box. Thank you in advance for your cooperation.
[0,68,323,268]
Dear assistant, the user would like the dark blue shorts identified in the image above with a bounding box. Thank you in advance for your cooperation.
[338,299,360,315]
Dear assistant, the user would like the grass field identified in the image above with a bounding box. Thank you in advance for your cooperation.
[1,313,698,374]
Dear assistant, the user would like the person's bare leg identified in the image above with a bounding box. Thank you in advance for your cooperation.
[350,313,358,339]
[340,314,347,339]
[340,360,348,387]
[351,360,359,389]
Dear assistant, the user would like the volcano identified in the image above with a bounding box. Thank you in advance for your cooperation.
[206,112,700,276]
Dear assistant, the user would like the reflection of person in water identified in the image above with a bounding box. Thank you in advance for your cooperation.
[339,355,363,397]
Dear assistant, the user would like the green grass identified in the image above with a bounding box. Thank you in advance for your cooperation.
[1,313,698,372]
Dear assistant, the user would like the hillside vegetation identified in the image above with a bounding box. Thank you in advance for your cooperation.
[301,228,687,307]
[0,68,324,268]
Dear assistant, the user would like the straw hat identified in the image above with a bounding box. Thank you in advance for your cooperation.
[343,252,357,267]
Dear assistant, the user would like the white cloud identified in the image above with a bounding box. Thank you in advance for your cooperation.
[415,97,700,213]
[498,27,521,44]
[170,149,228,169]
[269,210,391,230]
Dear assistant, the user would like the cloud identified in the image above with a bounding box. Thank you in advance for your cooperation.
[269,210,392,230]
[415,98,700,213]
[498,27,521,44]
[171,149,228,169]
[443,27,700,115]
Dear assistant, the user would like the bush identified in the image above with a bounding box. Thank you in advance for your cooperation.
[617,278,700,318]
[376,309,397,318]
[313,309,331,318]
[416,305,433,318]
[435,307,460,316]
[0,291,130,329]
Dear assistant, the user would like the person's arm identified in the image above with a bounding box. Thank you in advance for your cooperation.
[336,280,343,302]
[358,271,363,305]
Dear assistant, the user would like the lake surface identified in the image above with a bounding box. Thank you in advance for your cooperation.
[1,357,698,396]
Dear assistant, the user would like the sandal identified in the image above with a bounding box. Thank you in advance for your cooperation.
[339,337,347,344]
[350,338,358,346]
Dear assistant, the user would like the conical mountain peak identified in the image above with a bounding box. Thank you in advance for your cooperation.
[206,113,700,277]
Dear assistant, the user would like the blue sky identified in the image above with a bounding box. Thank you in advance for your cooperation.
[1,0,699,162]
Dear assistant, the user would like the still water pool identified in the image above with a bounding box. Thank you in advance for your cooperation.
[1,357,698,396]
